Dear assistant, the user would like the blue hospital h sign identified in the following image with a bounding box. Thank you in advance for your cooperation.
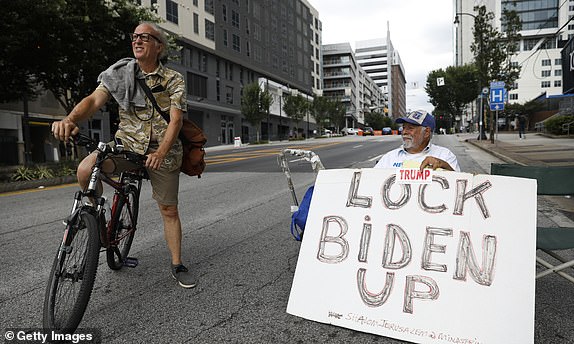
[490,89,504,103]
[490,81,505,111]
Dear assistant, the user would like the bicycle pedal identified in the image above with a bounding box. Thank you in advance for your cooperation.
[123,257,139,268]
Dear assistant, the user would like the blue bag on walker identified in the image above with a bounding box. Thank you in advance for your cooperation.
[290,186,314,241]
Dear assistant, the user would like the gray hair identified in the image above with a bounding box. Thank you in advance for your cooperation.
[140,21,169,61]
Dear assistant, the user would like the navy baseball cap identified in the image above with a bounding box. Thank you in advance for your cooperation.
[395,110,435,131]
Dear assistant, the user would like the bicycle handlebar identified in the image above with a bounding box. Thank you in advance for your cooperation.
[72,133,147,167]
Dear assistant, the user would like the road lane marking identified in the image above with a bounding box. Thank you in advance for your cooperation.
[205,141,344,165]
[0,182,78,197]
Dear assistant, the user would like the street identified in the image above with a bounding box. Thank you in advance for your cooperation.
[1,135,573,343]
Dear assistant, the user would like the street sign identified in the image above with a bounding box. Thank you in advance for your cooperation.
[490,81,505,111]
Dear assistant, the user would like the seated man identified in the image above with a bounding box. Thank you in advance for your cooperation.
[374,110,460,172]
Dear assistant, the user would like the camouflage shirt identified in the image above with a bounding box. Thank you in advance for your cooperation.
[97,63,186,172]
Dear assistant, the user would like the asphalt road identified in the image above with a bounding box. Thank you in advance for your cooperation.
[1,135,572,344]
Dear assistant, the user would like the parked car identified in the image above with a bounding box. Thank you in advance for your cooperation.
[382,127,392,135]
[363,127,374,136]
[342,128,359,135]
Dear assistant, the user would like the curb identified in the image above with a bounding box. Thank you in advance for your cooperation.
[0,176,77,194]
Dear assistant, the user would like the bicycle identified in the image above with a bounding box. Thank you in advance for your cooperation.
[43,133,149,333]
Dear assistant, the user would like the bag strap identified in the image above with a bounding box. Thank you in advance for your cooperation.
[136,78,170,123]
[136,78,190,144]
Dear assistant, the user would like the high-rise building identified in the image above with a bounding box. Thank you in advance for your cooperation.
[0,0,325,165]
[454,0,567,104]
[321,43,359,128]
[321,43,384,129]
[355,24,406,119]
[156,0,321,144]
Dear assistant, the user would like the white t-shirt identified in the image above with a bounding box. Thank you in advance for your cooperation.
[374,143,461,172]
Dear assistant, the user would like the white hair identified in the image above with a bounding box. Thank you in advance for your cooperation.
[140,21,169,61]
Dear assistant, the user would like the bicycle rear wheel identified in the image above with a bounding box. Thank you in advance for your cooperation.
[43,210,100,333]
[106,186,139,270]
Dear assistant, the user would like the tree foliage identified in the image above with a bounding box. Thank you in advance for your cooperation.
[1,0,159,112]
[311,96,331,132]
[426,64,479,119]
[471,5,521,89]
[364,111,393,130]
[330,100,347,131]
[283,94,309,137]
[240,82,273,141]
[471,5,522,140]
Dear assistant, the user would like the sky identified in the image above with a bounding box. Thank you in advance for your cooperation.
[307,0,455,113]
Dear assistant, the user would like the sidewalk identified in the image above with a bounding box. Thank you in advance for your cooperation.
[459,131,574,166]
[456,131,574,226]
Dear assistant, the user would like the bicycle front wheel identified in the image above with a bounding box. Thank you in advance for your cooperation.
[43,210,100,333]
[106,186,139,270]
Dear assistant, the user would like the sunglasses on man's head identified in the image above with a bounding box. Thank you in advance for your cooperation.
[130,32,160,43]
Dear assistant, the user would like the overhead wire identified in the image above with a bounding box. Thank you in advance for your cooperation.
[517,0,569,72]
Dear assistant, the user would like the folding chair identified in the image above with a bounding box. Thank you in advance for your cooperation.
[491,163,574,283]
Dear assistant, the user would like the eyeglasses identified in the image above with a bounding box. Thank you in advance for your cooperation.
[130,32,160,43]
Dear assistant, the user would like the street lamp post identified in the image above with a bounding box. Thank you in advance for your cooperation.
[278,88,282,141]
[454,12,477,67]
[455,11,487,140]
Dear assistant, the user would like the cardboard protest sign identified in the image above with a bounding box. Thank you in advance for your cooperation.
[287,168,537,344]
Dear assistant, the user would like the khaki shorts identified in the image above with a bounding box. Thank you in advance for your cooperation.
[109,142,180,206]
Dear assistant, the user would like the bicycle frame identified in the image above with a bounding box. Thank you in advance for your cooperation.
[65,135,147,249]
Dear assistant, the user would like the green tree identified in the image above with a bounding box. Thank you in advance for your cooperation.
[283,94,309,138]
[311,96,331,133]
[426,64,479,126]
[364,111,386,130]
[329,100,346,132]
[2,0,159,112]
[241,82,273,142]
[471,5,521,141]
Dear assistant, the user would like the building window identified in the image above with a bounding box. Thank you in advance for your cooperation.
[216,80,220,101]
[200,53,207,72]
[225,86,234,104]
[222,4,227,21]
[223,29,228,46]
[232,10,240,28]
[187,72,208,98]
[555,80,562,87]
[541,70,551,77]
[151,0,158,12]
[541,59,551,66]
[166,0,178,24]
[193,0,198,6]
[555,69,562,76]
[205,19,215,41]
[232,34,241,52]
[205,0,214,14]
[555,58,562,65]
[509,93,518,100]
[193,13,199,34]
[541,81,551,88]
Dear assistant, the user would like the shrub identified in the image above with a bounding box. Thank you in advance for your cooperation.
[34,166,55,179]
[11,167,36,181]
[545,115,574,135]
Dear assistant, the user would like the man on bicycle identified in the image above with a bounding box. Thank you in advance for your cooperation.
[51,22,196,289]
